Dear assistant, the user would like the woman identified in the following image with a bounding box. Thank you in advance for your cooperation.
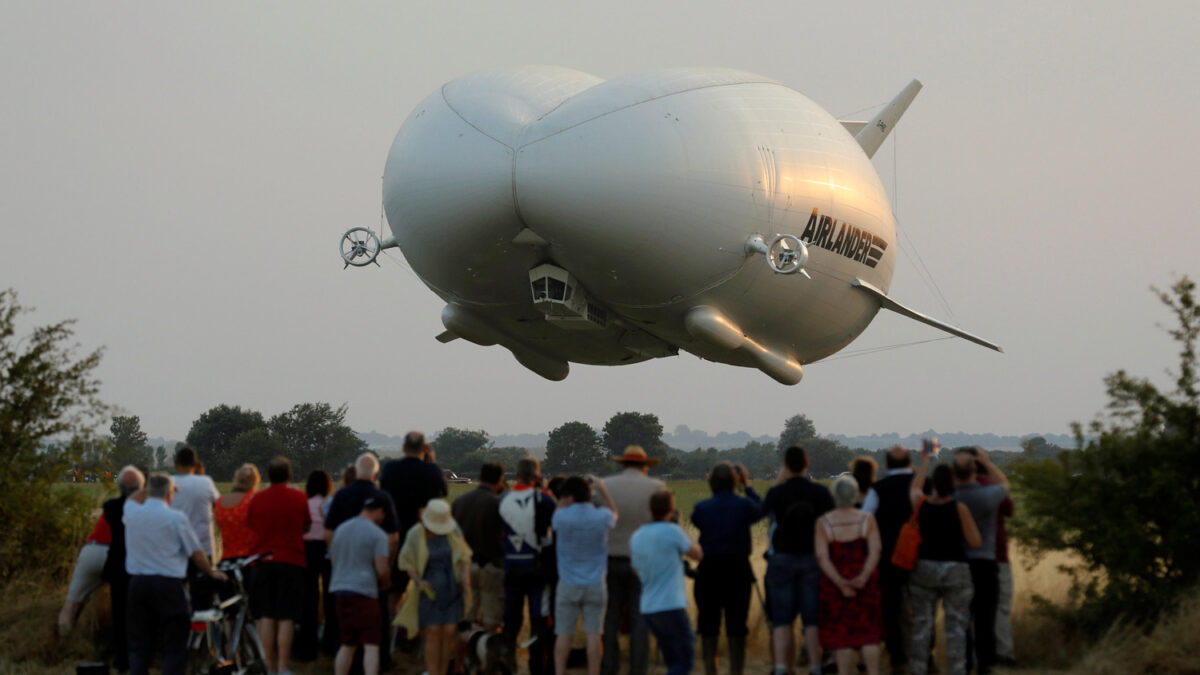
[690,461,763,675]
[849,456,877,508]
[815,476,883,675]
[906,443,982,675]
[395,498,471,675]
[297,469,332,661]
[215,463,260,562]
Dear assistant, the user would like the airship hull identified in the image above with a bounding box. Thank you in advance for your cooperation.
[382,67,900,381]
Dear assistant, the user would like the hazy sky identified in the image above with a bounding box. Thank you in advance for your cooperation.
[3,2,1198,442]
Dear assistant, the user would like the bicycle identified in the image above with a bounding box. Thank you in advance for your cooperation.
[186,553,268,675]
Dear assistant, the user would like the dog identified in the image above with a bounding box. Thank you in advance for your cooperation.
[458,622,516,675]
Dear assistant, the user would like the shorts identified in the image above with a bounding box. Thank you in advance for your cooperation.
[554,582,606,636]
[765,553,820,628]
[67,543,109,603]
[336,593,382,646]
[469,562,505,627]
[250,562,304,621]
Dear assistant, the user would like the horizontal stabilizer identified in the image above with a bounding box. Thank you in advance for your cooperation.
[435,330,458,343]
[855,79,922,159]
[852,278,1003,353]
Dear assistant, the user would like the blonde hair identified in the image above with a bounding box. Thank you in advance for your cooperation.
[233,464,261,493]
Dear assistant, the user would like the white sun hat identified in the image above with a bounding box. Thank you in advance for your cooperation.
[421,498,457,536]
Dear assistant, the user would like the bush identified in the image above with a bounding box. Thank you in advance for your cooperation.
[1011,277,1200,634]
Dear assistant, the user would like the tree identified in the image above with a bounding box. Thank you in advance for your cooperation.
[152,445,168,470]
[544,421,606,474]
[432,427,491,471]
[229,428,288,475]
[1011,277,1200,634]
[778,414,817,451]
[0,288,107,581]
[109,415,151,470]
[268,402,367,479]
[601,411,668,458]
[186,404,268,480]
[777,414,856,477]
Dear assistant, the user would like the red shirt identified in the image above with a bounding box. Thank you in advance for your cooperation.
[247,483,311,567]
[87,513,112,545]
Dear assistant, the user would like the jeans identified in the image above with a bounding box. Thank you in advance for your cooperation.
[127,575,190,675]
[644,609,695,675]
[503,567,551,675]
[966,559,999,673]
[298,540,330,660]
[764,553,820,628]
[602,557,650,675]
[995,562,1014,660]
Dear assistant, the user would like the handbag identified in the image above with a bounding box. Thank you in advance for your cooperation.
[890,497,926,571]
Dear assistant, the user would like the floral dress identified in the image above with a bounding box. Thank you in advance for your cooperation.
[817,513,883,649]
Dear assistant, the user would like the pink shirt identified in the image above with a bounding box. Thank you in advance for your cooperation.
[304,495,326,541]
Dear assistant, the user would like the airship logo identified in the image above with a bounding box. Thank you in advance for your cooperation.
[798,208,889,269]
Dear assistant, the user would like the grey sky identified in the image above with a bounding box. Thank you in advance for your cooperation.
[3,2,1197,442]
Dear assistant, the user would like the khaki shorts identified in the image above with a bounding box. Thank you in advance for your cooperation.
[555,582,606,636]
[468,562,505,627]
[67,543,108,603]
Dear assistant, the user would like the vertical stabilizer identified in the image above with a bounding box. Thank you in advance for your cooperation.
[855,79,922,159]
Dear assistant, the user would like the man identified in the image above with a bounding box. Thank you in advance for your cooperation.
[951,447,1009,675]
[170,445,220,610]
[690,462,763,675]
[762,445,834,675]
[123,473,227,675]
[630,490,703,675]
[862,445,929,673]
[985,476,1016,667]
[600,446,665,675]
[325,453,401,671]
[102,465,145,672]
[247,456,311,675]
[451,461,507,631]
[552,475,618,675]
[330,497,392,675]
[499,457,557,675]
[379,431,448,537]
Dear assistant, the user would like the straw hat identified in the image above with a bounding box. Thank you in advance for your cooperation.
[612,445,661,467]
[421,498,457,535]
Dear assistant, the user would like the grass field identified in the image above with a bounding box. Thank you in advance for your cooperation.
[6,480,1198,673]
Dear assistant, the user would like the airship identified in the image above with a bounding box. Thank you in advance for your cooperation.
[339,66,1000,384]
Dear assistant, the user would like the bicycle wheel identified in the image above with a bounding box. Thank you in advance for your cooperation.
[235,624,268,675]
[186,627,220,675]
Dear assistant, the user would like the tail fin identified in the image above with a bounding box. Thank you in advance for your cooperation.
[854,79,922,159]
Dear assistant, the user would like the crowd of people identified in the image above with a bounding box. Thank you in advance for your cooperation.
[59,435,1015,675]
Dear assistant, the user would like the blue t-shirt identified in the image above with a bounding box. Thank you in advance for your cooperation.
[552,504,616,587]
[630,521,692,614]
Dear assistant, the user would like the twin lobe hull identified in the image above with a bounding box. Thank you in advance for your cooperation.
[382,67,898,382]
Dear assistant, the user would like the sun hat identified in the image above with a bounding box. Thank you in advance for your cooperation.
[421,498,457,535]
[612,445,661,467]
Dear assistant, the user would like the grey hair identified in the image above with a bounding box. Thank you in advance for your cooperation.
[355,453,380,481]
[117,465,145,496]
[147,473,173,499]
[832,476,859,508]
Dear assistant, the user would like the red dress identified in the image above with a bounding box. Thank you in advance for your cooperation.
[818,515,883,650]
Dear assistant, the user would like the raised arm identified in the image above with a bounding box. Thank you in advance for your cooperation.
[975,448,1009,492]
[910,442,934,507]
[590,476,618,521]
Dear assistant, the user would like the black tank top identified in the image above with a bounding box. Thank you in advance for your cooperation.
[917,499,967,562]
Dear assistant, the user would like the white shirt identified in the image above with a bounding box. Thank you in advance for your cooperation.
[861,467,914,514]
[171,473,220,556]
[124,498,203,578]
